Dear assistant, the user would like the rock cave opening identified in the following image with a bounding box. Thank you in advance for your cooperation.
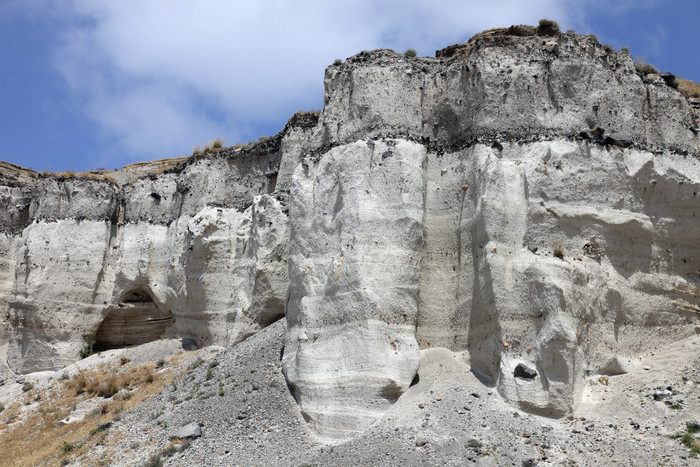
[93,288,174,351]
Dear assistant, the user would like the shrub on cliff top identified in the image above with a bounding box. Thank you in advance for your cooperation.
[404,48,417,57]
[537,18,560,36]
[635,56,658,75]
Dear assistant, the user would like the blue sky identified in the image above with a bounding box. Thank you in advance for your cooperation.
[1,1,698,172]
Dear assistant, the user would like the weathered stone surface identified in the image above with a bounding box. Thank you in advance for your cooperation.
[171,422,202,439]
[282,139,425,439]
[0,28,698,441]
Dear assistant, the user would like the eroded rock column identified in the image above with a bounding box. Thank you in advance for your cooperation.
[282,139,426,440]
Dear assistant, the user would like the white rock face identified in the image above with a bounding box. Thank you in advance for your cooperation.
[282,140,425,439]
[0,28,698,441]
[414,141,700,416]
[1,178,289,373]
[282,138,699,437]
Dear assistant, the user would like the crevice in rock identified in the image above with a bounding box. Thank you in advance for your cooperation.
[378,380,403,403]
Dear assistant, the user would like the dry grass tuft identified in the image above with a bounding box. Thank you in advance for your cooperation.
[677,78,700,99]
[40,169,119,183]
[194,138,226,155]
[553,243,565,259]
[0,357,184,467]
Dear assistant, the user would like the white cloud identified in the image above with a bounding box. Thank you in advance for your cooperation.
[52,0,582,164]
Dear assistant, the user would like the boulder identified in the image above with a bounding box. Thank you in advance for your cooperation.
[171,423,202,440]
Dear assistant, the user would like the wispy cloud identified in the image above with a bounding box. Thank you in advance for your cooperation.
[46,1,581,164]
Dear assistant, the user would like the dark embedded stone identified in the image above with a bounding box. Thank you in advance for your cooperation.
[150,192,161,201]
[603,133,633,147]
[492,141,503,151]
[578,130,605,143]
[181,337,198,351]
[659,72,676,86]
[514,363,538,379]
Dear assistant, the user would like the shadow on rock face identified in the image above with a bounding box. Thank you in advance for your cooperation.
[94,288,173,351]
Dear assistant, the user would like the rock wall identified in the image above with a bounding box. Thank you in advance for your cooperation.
[0,27,698,441]
[0,146,291,374]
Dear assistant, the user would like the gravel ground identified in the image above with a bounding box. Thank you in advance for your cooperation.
[72,320,699,466]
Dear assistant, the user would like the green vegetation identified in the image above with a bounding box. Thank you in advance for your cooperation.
[60,441,74,453]
[404,48,417,58]
[537,18,560,35]
[79,334,96,359]
[634,56,658,75]
[670,424,700,458]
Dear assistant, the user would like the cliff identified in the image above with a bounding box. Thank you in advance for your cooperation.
[1,26,698,441]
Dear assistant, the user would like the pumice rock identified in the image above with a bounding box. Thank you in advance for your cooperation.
[0,26,698,441]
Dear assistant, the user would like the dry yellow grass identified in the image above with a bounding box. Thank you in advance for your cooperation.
[122,156,188,175]
[0,356,186,467]
[678,78,700,98]
[43,169,119,183]
[192,138,226,155]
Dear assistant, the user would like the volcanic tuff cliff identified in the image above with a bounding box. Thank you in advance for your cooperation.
[1,26,699,441]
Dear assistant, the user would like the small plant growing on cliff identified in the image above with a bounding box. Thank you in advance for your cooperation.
[620,46,629,54]
[60,441,74,453]
[404,48,417,58]
[553,244,564,259]
[333,58,342,65]
[587,33,599,44]
[79,334,96,359]
[537,18,560,35]
[22,382,34,392]
[634,56,658,75]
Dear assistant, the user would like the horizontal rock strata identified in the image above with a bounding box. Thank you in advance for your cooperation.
[0,27,698,440]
